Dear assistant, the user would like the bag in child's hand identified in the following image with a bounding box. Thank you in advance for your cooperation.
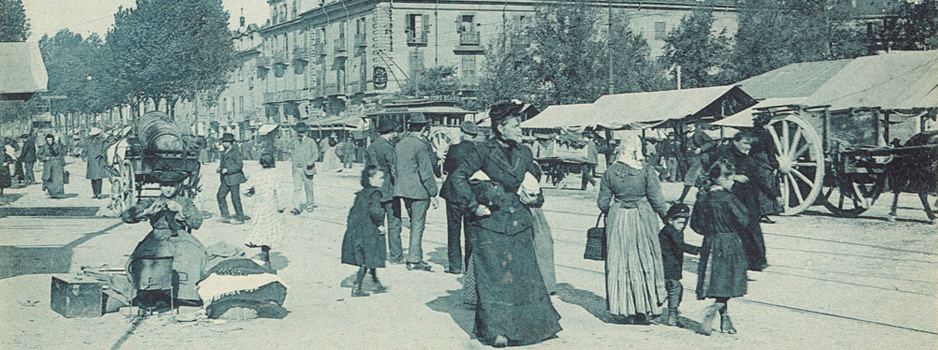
[584,213,606,261]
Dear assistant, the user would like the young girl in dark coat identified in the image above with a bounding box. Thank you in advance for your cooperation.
[341,165,388,297]
[691,159,750,335]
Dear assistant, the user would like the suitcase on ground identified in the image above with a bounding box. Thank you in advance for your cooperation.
[50,275,103,318]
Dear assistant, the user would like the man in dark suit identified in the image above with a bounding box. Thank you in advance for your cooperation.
[217,133,248,224]
[394,114,439,272]
[85,128,107,198]
[365,120,403,263]
[18,133,37,186]
[439,121,483,274]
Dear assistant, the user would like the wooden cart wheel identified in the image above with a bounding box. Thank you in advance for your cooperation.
[768,113,825,216]
[120,160,136,214]
[821,155,887,217]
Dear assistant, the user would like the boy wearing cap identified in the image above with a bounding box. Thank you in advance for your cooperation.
[658,203,700,326]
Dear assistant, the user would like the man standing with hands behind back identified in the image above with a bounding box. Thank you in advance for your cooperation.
[439,121,482,274]
[217,133,248,224]
[291,122,319,215]
[19,133,36,186]
[395,114,439,272]
[366,119,403,264]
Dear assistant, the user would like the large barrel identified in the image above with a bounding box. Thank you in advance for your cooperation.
[137,111,184,152]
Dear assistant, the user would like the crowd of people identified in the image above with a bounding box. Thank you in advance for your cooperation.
[0,101,785,346]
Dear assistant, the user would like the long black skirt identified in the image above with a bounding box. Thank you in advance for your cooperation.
[473,225,561,344]
[696,232,748,300]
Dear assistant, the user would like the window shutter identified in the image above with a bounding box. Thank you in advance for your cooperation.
[422,14,430,40]
[456,15,462,32]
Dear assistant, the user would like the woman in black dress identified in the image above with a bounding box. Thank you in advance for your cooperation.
[691,160,750,335]
[451,101,561,347]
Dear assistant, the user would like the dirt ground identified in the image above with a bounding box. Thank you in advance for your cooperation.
[0,157,935,350]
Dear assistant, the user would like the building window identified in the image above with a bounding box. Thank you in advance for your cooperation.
[461,55,476,78]
[458,14,474,33]
[292,0,297,19]
[222,98,227,114]
[239,96,244,115]
[654,21,667,40]
[407,14,428,43]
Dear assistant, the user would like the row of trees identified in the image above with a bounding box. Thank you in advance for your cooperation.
[11,0,236,122]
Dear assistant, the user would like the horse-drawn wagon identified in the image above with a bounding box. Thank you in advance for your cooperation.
[107,111,201,215]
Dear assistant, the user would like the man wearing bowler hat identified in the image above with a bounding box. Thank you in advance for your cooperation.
[217,133,249,224]
[366,119,404,263]
[394,114,439,271]
[439,120,483,274]
[291,122,319,215]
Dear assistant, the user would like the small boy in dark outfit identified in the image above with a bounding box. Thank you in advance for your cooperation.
[659,203,700,326]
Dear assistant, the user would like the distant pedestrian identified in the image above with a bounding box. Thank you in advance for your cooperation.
[394,114,439,272]
[658,203,700,326]
[439,121,482,274]
[0,138,13,198]
[659,133,679,182]
[217,133,249,224]
[85,128,107,199]
[322,134,341,172]
[691,160,749,335]
[597,135,669,323]
[290,122,319,215]
[341,136,355,169]
[246,154,285,269]
[581,133,598,190]
[341,165,389,297]
[677,122,715,203]
[38,134,66,199]
[365,120,403,264]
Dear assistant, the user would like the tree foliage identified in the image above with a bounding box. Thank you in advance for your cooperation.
[38,30,112,115]
[887,0,938,50]
[0,0,29,42]
[402,65,460,98]
[105,0,236,116]
[481,1,663,109]
[731,0,867,79]
[659,7,735,89]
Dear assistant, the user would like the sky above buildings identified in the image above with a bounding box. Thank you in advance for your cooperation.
[22,0,270,41]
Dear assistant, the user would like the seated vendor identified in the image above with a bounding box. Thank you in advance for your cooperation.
[123,172,207,306]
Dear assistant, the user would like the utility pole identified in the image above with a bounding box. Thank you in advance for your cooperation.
[676,65,682,90]
[607,0,614,95]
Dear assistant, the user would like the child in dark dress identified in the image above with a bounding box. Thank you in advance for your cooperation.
[658,203,700,326]
[691,160,749,335]
[341,165,388,297]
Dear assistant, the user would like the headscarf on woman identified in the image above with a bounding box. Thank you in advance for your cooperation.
[615,135,644,169]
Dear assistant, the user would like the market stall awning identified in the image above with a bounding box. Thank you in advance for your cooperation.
[802,50,938,110]
[309,115,362,130]
[582,85,757,130]
[712,97,808,128]
[736,59,851,100]
[0,42,48,100]
[520,103,596,129]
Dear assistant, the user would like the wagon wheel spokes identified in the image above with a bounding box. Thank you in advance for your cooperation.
[772,114,825,216]
[821,172,885,217]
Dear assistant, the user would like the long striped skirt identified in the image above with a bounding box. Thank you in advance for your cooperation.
[604,202,667,316]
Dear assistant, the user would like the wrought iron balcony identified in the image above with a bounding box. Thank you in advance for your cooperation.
[293,46,310,61]
[459,31,480,46]
[315,42,325,56]
[407,31,427,45]
[354,33,367,47]
[334,38,347,55]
